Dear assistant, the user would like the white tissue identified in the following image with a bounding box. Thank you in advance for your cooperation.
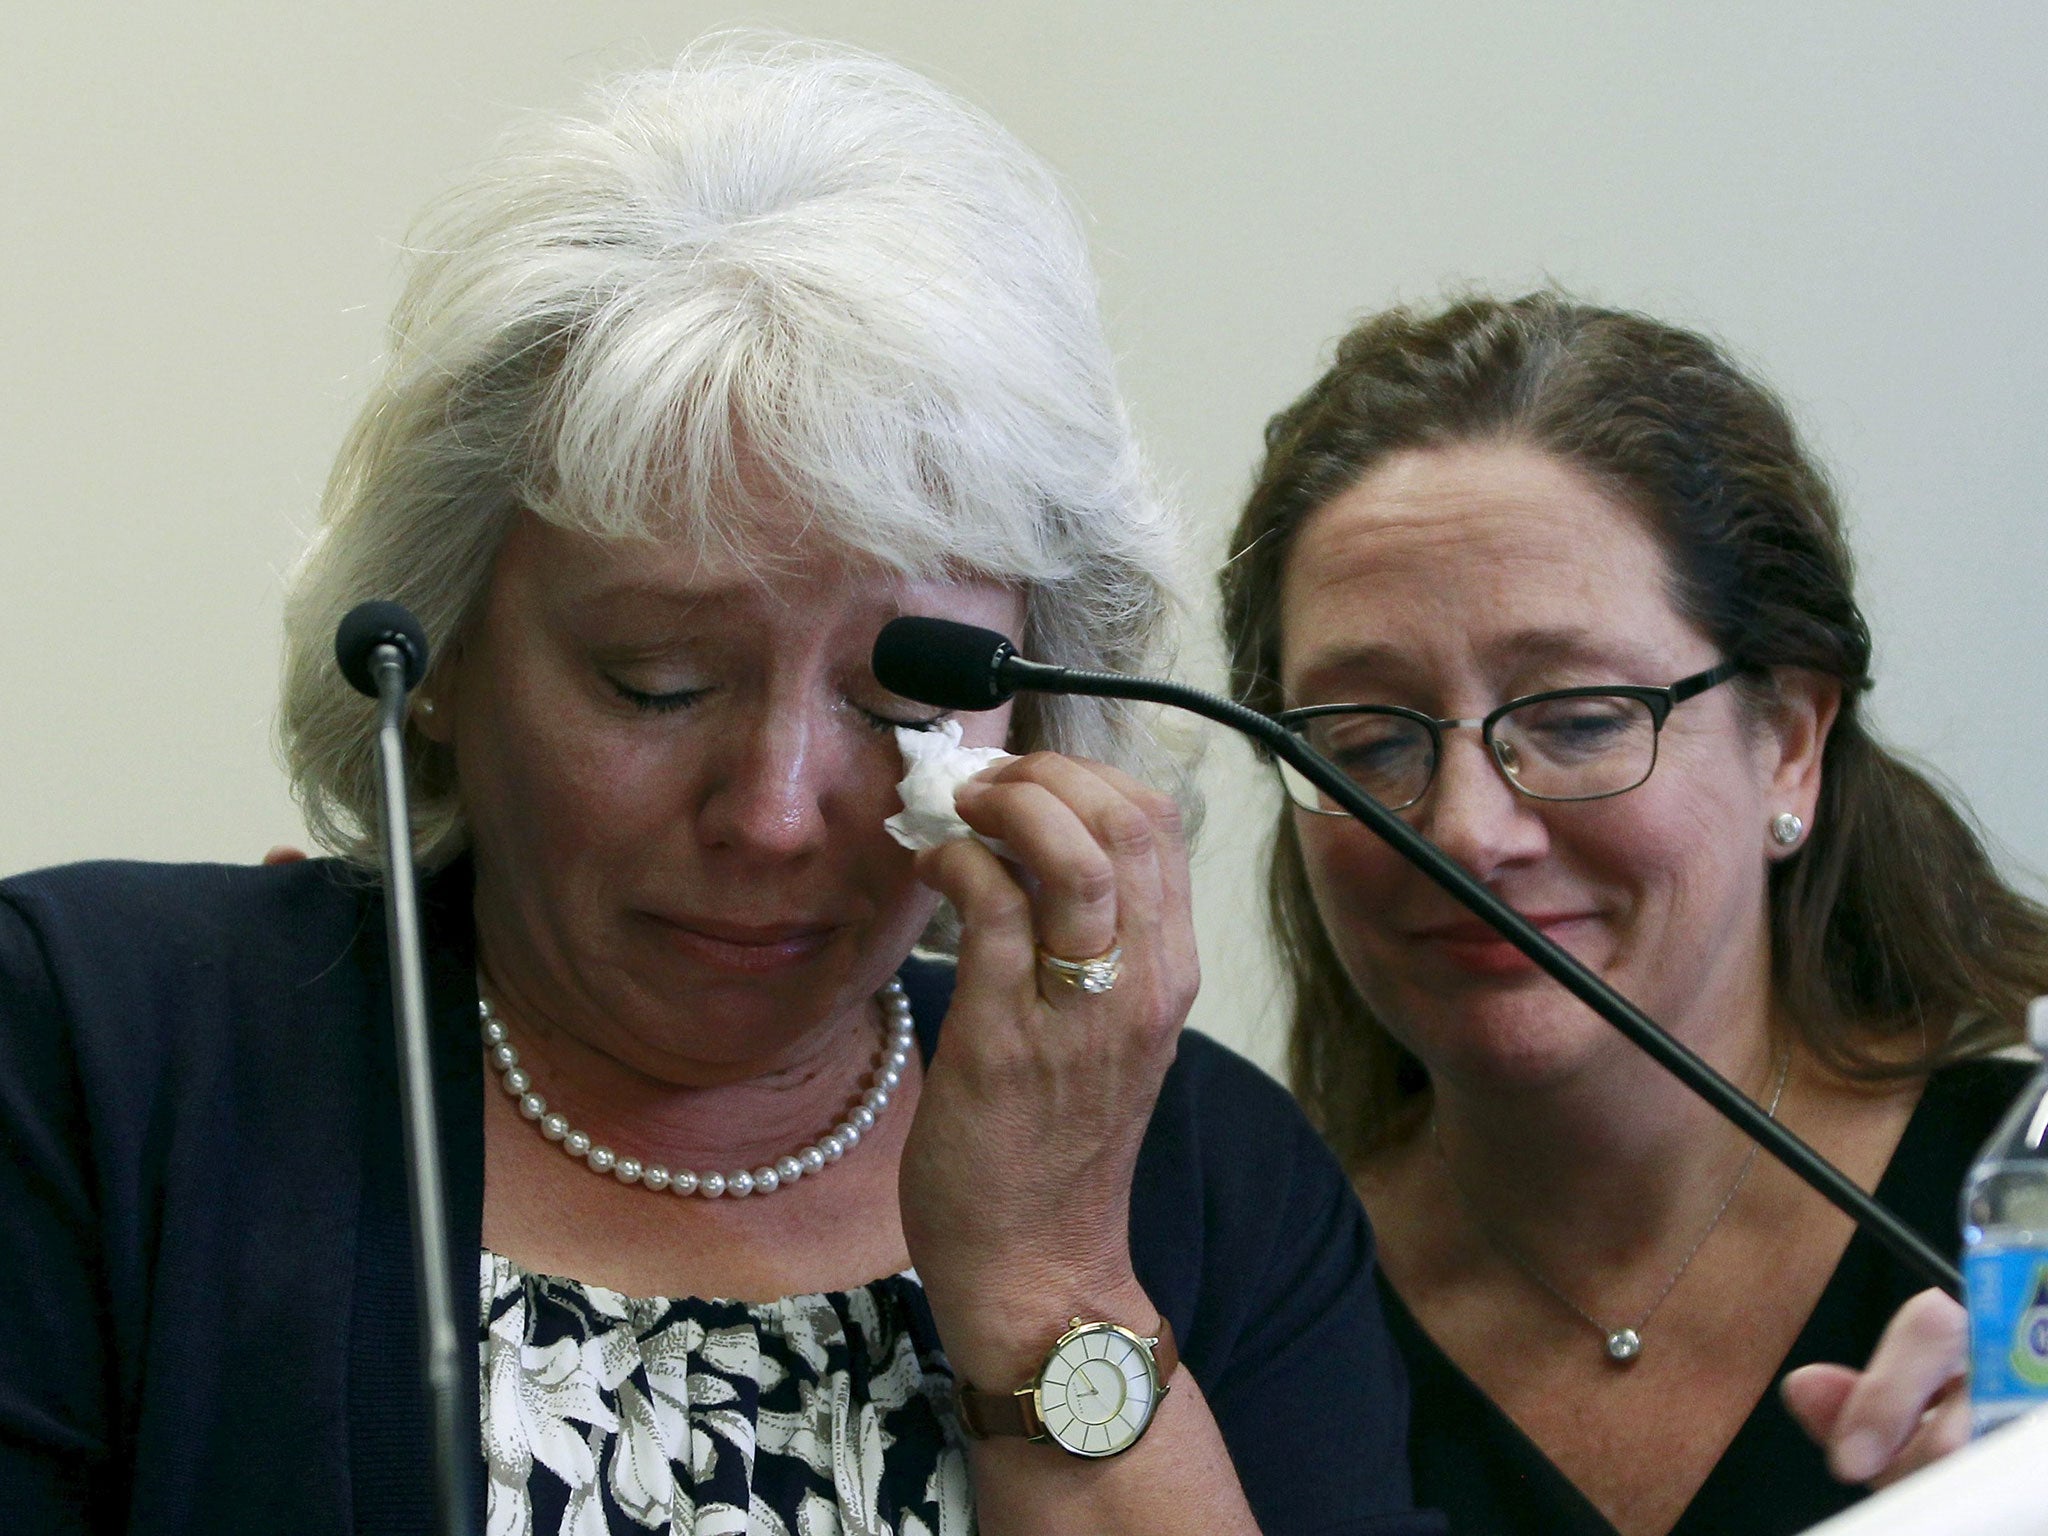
[883,719,1014,854]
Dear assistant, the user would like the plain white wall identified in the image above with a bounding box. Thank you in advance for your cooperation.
[6,2,2046,1073]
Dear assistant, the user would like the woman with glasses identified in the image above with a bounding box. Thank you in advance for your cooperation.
[1220,292,2048,1535]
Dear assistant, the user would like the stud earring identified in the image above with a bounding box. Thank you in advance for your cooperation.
[415,698,437,718]
[1771,812,1804,847]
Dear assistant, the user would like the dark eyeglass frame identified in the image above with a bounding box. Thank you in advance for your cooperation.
[1274,659,1749,814]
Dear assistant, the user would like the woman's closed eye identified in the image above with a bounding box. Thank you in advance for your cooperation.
[860,704,951,734]
[607,672,950,734]
[1512,699,1644,762]
[1317,716,1429,772]
[1332,734,1425,778]
[608,676,711,713]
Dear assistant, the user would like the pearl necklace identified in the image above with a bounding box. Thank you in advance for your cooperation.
[479,979,915,1199]
[1430,1051,1791,1364]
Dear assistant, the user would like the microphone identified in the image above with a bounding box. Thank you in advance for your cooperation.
[871,616,1057,709]
[872,616,1963,1299]
[332,602,474,1535]
[873,614,1254,718]
[336,600,430,698]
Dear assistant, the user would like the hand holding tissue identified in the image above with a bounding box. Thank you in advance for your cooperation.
[883,720,1014,854]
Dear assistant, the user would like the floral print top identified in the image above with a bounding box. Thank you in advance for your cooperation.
[480,1251,974,1536]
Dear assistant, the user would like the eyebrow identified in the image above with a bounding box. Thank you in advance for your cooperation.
[550,579,730,624]
[1288,628,1675,698]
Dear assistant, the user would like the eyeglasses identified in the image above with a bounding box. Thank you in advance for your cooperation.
[1274,660,1746,815]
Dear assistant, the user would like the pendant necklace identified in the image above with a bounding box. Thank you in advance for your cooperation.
[1429,1051,1791,1364]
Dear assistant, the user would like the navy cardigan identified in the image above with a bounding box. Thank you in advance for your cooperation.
[0,859,1433,1534]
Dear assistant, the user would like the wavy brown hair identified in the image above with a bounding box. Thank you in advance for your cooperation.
[1220,292,2048,1168]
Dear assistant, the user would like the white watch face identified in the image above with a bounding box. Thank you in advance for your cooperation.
[1035,1323,1159,1457]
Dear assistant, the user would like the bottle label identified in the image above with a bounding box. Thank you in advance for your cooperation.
[1965,1249,2048,1403]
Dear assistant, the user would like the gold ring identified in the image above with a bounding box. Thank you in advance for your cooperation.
[1037,943,1123,996]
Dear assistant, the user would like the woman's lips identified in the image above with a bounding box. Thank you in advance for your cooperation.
[639,914,841,973]
[1405,913,1599,977]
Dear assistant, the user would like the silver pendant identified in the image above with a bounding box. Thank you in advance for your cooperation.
[1605,1327,1643,1362]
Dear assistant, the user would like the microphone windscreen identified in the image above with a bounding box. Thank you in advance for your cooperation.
[336,601,430,698]
[872,617,1017,710]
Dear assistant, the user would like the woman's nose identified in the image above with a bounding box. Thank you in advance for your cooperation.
[694,712,839,857]
[1412,733,1549,877]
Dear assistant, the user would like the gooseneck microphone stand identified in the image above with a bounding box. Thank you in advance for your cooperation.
[873,617,1963,1299]
[335,601,471,1536]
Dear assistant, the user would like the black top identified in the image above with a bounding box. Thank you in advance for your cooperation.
[0,858,1439,1535]
[1387,1057,2032,1535]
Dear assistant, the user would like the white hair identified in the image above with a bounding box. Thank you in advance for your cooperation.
[280,35,1192,868]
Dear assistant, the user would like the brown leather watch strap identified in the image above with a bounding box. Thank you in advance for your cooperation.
[1147,1316,1180,1383]
[955,1376,1045,1440]
[954,1317,1179,1441]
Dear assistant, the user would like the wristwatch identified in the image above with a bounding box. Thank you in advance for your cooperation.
[954,1315,1178,1458]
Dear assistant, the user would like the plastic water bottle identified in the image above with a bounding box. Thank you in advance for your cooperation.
[1961,996,2048,1435]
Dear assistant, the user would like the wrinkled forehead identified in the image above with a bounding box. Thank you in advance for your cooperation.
[498,507,1021,636]
[532,436,872,564]
[1276,443,1692,687]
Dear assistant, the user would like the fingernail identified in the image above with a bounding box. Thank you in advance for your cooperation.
[1834,1430,1884,1482]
